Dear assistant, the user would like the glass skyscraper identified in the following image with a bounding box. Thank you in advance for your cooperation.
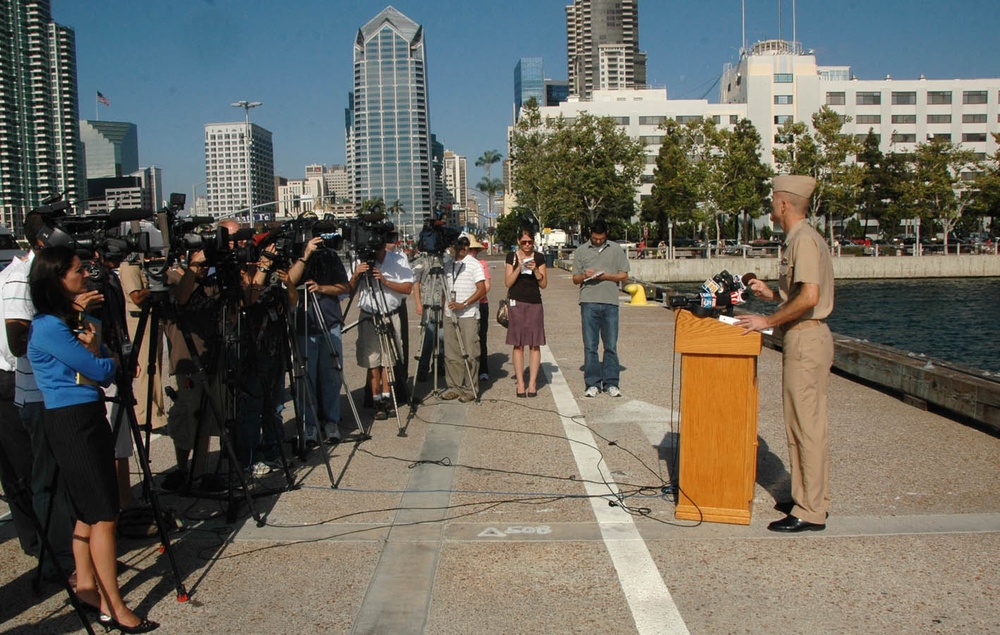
[514,57,545,118]
[0,0,84,234]
[349,7,433,228]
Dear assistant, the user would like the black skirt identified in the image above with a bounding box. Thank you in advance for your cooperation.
[43,401,119,524]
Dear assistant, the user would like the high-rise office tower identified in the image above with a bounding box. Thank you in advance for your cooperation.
[348,7,433,226]
[204,121,276,221]
[514,58,546,117]
[565,0,646,99]
[80,120,139,179]
[0,0,85,234]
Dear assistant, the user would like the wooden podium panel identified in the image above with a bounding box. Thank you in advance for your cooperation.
[673,310,762,525]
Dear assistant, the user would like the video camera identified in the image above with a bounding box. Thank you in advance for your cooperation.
[417,206,461,255]
[668,270,752,318]
[31,191,156,262]
[256,214,343,271]
[342,203,395,264]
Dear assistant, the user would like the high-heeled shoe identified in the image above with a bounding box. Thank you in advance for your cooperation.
[99,614,159,634]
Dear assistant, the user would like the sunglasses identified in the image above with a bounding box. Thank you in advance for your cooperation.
[519,240,534,245]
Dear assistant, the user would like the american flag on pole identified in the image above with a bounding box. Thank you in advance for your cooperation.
[97,91,110,107]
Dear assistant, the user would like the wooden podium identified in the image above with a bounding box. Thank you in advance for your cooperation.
[673,309,762,525]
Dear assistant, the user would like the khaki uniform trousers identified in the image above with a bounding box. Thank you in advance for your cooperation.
[781,323,833,524]
[443,316,480,398]
[126,312,167,428]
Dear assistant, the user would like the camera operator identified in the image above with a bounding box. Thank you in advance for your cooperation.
[159,249,224,493]
[287,232,351,445]
[244,243,295,466]
[384,231,410,402]
[348,240,413,421]
[440,235,487,402]
[119,245,166,431]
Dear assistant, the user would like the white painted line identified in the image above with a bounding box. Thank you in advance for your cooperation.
[541,345,690,635]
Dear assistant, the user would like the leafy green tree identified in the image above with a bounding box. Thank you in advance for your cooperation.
[773,106,860,243]
[509,99,557,227]
[494,207,535,251]
[510,103,644,231]
[715,118,772,242]
[878,151,911,240]
[903,137,980,249]
[973,133,1000,234]
[640,119,700,239]
[856,130,887,239]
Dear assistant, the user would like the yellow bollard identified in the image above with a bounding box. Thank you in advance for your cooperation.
[623,283,648,305]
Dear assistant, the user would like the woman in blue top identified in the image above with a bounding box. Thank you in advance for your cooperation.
[28,246,158,633]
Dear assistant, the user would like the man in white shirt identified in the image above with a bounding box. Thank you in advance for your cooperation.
[2,213,75,577]
[349,242,413,420]
[440,236,486,402]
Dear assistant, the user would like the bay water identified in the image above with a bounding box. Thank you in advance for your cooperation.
[681,278,1000,375]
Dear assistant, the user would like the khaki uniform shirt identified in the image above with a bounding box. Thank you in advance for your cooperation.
[779,220,834,321]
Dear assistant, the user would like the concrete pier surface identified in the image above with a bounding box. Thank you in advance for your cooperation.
[3,255,999,634]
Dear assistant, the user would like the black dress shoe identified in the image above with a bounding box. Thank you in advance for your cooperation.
[767,514,825,533]
[773,501,829,518]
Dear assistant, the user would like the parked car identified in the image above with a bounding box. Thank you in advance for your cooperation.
[670,237,700,248]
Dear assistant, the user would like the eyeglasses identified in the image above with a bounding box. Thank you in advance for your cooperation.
[519,240,534,245]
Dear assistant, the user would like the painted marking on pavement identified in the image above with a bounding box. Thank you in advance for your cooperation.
[541,345,690,635]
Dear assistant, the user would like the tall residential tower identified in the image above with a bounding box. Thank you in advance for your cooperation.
[565,0,646,99]
[0,0,85,234]
[348,7,433,226]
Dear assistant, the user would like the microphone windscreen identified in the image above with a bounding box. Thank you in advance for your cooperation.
[741,272,758,286]
[108,208,155,223]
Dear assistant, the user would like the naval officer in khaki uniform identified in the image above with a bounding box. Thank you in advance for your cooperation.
[736,175,834,532]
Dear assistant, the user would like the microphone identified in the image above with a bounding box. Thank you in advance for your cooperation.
[741,272,758,287]
[108,208,155,223]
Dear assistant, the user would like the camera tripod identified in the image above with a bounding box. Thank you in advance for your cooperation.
[343,258,406,437]
[411,253,447,401]
[274,281,365,488]
[409,251,481,407]
[217,291,298,494]
[129,266,266,527]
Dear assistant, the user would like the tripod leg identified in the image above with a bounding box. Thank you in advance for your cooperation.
[123,388,190,601]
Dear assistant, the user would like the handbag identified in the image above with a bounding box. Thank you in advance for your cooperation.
[496,295,510,328]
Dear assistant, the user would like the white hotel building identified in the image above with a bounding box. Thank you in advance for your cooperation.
[516,39,1000,213]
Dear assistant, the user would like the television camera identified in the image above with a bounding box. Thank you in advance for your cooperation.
[417,206,461,255]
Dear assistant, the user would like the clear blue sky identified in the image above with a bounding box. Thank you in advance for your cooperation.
[55,0,1000,209]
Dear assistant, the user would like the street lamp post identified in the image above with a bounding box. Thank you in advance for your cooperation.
[231,100,262,223]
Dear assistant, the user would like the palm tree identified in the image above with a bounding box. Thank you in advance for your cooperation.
[388,199,404,232]
[477,176,503,239]
[476,149,502,179]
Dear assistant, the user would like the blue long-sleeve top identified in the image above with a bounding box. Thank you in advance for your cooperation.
[27,313,116,409]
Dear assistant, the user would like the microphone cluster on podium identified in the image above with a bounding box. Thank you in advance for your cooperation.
[668,270,757,317]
